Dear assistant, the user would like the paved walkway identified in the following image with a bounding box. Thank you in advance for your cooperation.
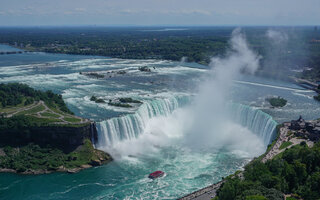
[262,126,288,163]
[178,181,224,200]
[3,101,39,117]
[262,126,313,163]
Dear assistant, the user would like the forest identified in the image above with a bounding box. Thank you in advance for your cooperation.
[215,141,320,200]
[0,26,319,81]
[0,83,72,114]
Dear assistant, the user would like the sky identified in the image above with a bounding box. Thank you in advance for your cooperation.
[0,0,319,26]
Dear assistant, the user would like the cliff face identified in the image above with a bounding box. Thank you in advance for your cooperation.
[0,122,98,152]
[0,122,112,174]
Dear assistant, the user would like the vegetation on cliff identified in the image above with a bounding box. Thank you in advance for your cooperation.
[0,139,111,173]
[0,83,73,114]
[0,83,87,127]
[215,141,320,200]
[0,83,111,174]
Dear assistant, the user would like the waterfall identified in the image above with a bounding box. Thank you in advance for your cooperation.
[227,103,278,146]
[96,96,277,149]
[95,96,189,148]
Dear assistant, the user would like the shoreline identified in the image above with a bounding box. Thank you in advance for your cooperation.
[0,146,112,175]
[178,119,316,200]
[178,132,281,199]
[0,157,111,175]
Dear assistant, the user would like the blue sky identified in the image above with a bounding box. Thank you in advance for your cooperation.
[0,0,319,26]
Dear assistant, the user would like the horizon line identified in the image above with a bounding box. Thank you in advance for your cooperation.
[0,24,319,28]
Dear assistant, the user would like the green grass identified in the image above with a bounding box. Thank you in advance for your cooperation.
[64,117,81,123]
[16,104,45,115]
[279,141,293,150]
[47,104,68,115]
[287,130,294,136]
[40,112,60,118]
[26,115,62,124]
[245,195,267,200]
[0,98,28,113]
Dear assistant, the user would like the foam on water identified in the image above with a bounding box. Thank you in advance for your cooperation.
[1,44,320,200]
[96,95,277,159]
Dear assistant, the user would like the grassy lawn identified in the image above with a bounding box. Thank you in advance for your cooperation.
[2,99,86,126]
[64,117,81,123]
[286,197,297,200]
[40,112,60,118]
[48,105,68,115]
[27,115,63,124]
[279,141,293,150]
[16,104,45,115]
[0,98,28,113]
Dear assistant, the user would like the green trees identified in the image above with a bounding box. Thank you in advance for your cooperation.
[245,195,267,200]
[0,140,111,172]
[90,95,97,101]
[266,97,287,107]
[90,95,105,103]
[216,142,320,200]
[0,83,73,114]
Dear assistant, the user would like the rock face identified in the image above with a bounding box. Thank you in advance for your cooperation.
[0,122,98,152]
[0,122,112,174]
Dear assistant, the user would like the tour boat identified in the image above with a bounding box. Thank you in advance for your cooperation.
[148,171,165,179]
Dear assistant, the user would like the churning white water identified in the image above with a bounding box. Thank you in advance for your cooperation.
[96,29,277,159]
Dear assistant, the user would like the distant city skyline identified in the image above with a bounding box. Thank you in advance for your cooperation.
[0,0,319,26]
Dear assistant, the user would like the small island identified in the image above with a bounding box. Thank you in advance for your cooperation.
[0,83,112,174]
[138,66,151,72]
[90,95,142,108]
[90,95,106,103]
[266,96,287,107]
[80,72,104,79]
[119,97,142,104]
[108,102,132,108]
[80,70,127,79]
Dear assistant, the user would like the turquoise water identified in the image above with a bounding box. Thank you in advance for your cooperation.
[0,47,319,199]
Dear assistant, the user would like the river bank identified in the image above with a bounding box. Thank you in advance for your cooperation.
[0,83,112,174]
[179,117,319,200]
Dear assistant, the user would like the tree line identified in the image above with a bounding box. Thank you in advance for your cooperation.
[0,83,73,114]
[215,141,320,200]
